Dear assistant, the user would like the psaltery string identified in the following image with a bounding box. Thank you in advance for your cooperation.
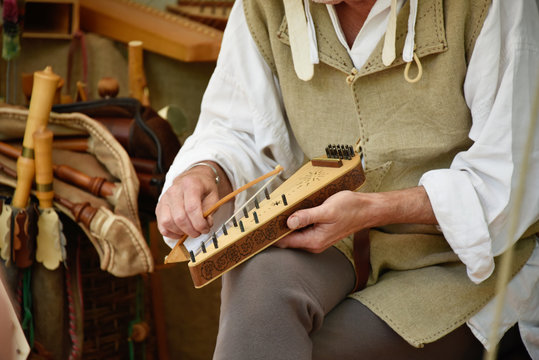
[190,168,284,257]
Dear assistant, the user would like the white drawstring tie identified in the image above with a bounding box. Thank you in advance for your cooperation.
[286,0,422,83]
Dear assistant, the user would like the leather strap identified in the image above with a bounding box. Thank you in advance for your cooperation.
[352,228,371,292]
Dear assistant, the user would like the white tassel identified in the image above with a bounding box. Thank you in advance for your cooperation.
[36,208,64,270]
[304,0,320,65]
[283,0,314,81]
[403,0,418,63]
[0,203,12,261]
[382,0,398,66]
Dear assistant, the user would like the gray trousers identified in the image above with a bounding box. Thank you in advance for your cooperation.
[213,247,486,360]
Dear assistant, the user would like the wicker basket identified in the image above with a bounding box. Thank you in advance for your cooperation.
[70,223,156,360]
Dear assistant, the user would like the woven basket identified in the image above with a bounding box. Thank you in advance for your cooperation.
[74,229,156,360]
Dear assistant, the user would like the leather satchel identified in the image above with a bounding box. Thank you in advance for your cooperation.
[0,105,154,276]
[52,97,181,212]
[0,104,155,359]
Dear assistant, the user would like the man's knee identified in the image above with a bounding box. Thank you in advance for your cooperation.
[222,247,310,299]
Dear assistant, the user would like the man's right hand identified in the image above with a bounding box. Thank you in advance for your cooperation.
[155,161,232,240]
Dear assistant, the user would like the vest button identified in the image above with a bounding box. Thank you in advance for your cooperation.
[346,68,359,85]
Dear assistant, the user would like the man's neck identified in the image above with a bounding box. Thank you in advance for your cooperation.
[334,0,377,47]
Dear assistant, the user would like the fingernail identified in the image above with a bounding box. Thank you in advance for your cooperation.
[288,216,299,229]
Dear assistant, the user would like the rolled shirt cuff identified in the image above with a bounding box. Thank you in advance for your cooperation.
[419,169,495,283]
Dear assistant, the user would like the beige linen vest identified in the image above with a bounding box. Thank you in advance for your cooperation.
[243,0,535,347]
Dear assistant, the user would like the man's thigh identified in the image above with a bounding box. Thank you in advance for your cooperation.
[312,298,484,360]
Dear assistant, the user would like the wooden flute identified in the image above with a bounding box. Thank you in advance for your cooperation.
[0,141,116,198]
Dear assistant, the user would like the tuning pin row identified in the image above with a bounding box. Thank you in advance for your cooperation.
[325,144,354,160]
[190,188,290,263]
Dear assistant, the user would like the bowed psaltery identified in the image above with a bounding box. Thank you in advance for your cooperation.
[166,145,365,288]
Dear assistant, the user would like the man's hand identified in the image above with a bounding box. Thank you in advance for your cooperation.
[155,161,232,239]
[275,186,437,253]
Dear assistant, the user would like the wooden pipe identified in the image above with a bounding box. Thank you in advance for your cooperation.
[34,127,66,270]
[54,195,98,229]
[0,162,17,178]
[34,128,54,209]
[21,71,64,105]
[0,141,20,159]
[53,165,115,198]
[13,66,60,209]
[128,41,150,107]
[0,141,116,198]
[10,67,58,268]
[52,138,159,174]
[0,159,97,228]
[76,81,88,102]
[52,137,90,152]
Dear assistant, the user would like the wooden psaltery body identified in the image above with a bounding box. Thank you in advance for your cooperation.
[188,149,365,288]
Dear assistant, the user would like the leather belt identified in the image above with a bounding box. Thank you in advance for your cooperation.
[352,228,371,292]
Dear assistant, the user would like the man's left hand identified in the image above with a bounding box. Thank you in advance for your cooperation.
[275,186,438,253]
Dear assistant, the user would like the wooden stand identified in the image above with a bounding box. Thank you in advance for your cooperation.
[79,0,222,62]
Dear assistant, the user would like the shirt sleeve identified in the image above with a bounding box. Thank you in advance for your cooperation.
[419,0,539,283]
[160,0,304,248]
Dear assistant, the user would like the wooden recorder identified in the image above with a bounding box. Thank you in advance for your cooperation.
[170,144,365,288]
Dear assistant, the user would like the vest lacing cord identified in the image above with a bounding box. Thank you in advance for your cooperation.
[383,0,423,83]
[404,50,423,83]
[402,0,422,83]
[290,0,422,83]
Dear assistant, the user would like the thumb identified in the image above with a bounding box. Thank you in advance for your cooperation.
[287,207,320,230]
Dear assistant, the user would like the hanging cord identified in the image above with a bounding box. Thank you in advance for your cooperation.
[13,60,17,103]
[483,66,539,360]
[403,0,422,83]
[128,276,146,360]
[381,0,422,83]
[65,237,83,360]
[6,60,12,104]
[3,0,22,103]
[67,30,89,99]
[4,59,19,103]
[18,268,34,348]
[404,50,423,83]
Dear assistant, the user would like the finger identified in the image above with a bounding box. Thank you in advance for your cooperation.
[201,196,219,230]
[206,214,214,229]
[201,190,220,218]
[184,184,213,236]
[157,225,185,239]
[287,205,330,230]
[170,201,202,238]
[162,182,203,238]
[156,195,186,238]
[275,226,321,252]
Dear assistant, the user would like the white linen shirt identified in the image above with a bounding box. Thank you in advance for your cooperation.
[162,0,539,355]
